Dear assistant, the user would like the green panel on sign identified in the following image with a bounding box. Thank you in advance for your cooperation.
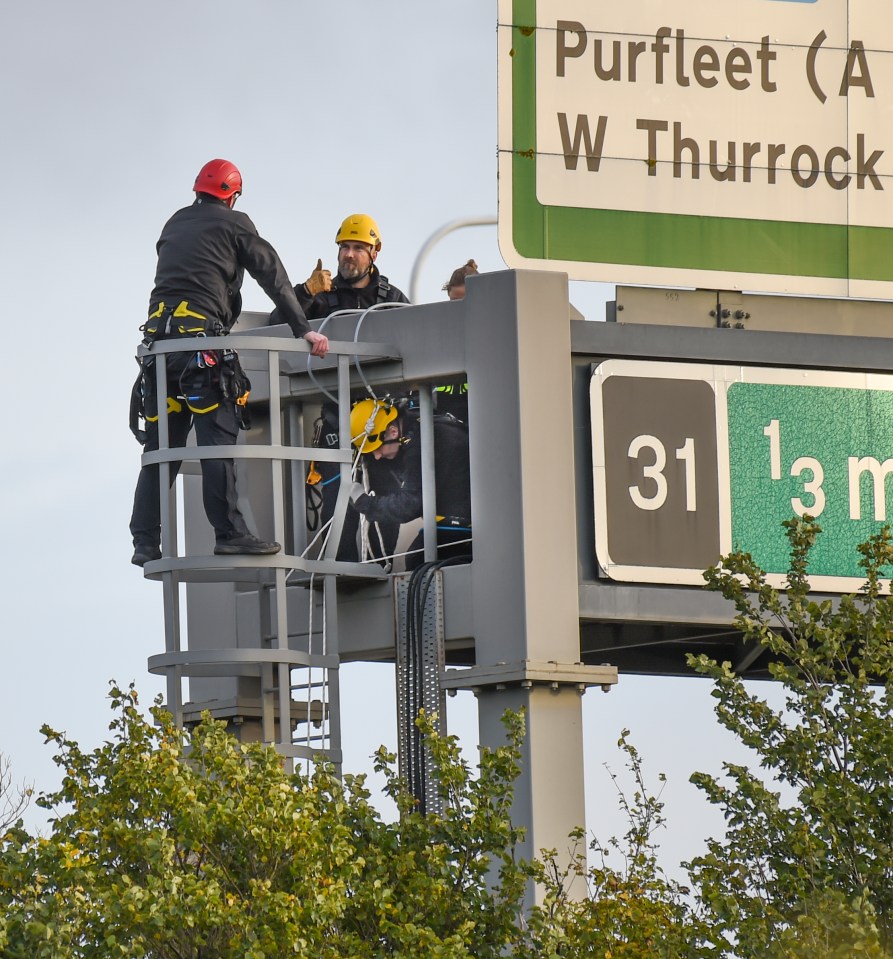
[728,383,893,578]
[512,192,851,278]
[848,225,893,282]
[509,15,543,246]
[506,1,893,283]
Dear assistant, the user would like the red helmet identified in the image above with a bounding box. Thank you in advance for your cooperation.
[193,159,242,200]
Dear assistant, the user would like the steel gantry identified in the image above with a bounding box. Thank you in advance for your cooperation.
[139,274,625,903]
[137,268,893,906]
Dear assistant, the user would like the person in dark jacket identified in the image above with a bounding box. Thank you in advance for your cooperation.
[278,213,409,320]
[278,214,409,562]
[347,398,472,570]
[130,158,329,567]
[433,259,478,423]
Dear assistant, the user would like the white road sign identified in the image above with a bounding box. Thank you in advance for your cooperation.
[498,0,893,297]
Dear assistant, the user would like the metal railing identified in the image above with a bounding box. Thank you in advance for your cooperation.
[140,330,400,768]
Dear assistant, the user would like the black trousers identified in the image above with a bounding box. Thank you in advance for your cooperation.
[130,351,249,548]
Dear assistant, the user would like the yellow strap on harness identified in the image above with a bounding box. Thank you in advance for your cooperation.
[146,396,184,422]
[173,301,207,320]
[146,301,206,334]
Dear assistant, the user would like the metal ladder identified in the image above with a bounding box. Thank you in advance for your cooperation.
[142,327,398,771]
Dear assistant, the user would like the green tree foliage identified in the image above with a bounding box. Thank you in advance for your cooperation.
[521,731,715,959]
[19,515,893,959]
[0,687,527,959]
[0,684,718,959]
[691,517,893,958]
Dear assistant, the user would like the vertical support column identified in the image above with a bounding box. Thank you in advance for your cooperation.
[324,354,353,561]
[155,353,174,559]
[323,574,342,775]
[287,403,307,556]
[463,270,587,894]
[260,663,276,743]
[267,350,292,760]
[417,385,437,563]
[154,352,183,725]
[476,684,587,868]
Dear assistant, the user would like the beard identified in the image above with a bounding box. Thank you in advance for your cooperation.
[339,261,369,284]
[338,249,373,285]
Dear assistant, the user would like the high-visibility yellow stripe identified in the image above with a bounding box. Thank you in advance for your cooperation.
[148,302,165,319]
[173,301,207,320]
[146,396,184,422]
[185,400,220,414]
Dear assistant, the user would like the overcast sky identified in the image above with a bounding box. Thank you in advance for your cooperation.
[0,0,772,874]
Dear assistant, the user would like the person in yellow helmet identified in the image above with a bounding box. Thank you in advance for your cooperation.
[275,213,409,322]
[347,397,472,570]
[273,215,410,561]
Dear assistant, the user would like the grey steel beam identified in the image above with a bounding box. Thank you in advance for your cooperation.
[462,269,616,901]
[611,285,893,337]
[572,319,893,373]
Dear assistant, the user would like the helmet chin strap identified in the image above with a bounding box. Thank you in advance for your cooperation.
[381,422,410,449]
[341,265,371,286]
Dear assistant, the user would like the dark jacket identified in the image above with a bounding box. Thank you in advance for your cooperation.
[278,264,409,323]
[360,415,471,527]
[148,196,310,337]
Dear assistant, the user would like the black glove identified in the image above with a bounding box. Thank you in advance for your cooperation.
[348,482,372,513]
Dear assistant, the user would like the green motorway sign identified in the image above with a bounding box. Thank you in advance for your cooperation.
[591,360,893,589]
[499,0,893,298]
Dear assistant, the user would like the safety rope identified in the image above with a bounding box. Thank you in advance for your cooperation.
[304,301,409,404]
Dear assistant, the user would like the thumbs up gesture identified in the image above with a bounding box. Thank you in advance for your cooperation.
[304,258,332,296]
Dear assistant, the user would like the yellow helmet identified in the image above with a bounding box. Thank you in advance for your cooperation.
[350,398,398,453]
[336,213,382,251]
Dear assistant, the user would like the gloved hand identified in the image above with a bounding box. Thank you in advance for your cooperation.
[348,482,373,513]
[304,258,332,296]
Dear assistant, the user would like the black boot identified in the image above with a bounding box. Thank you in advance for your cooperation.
[131,544,162,567]
[214,533,281,556]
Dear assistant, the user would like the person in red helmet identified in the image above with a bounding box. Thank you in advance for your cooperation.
[130,159,328,566]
